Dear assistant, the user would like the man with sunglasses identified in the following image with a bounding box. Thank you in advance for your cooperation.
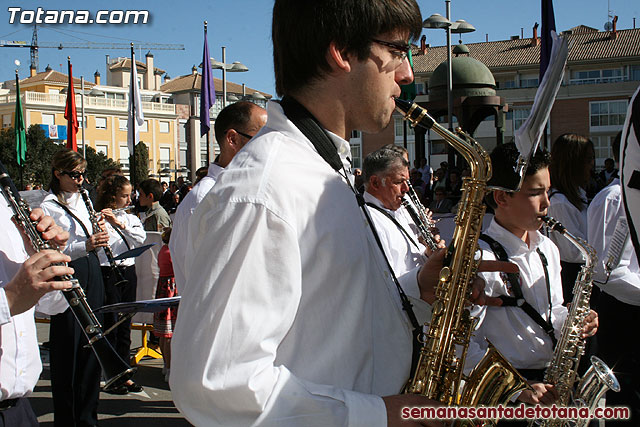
[169,101,267,292]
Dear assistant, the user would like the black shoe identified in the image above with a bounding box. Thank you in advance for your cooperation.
[126,381,143,393]
[103,384,128,395]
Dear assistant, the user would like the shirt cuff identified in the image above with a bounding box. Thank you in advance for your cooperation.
[344,390,387,427]
[0,288,11,325]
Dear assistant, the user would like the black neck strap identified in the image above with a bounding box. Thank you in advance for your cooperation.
[279,96,423,373]
[54,200,92,240]
[479,233,557,348]
[365,202,420,250]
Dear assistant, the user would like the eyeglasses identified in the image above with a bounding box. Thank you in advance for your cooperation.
[61,170,86,180]
[371,38,411,62]
[234,129,255,140]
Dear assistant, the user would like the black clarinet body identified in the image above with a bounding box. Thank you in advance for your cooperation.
[0,165,135,389]
[79,188,128,287]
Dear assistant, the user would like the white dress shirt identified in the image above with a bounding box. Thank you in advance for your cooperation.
[41,192,94,261]
[587,179,640,305]
[363,191,425,299]
[547,188,588,263]
[0,201,66,401]
[169,162,223,291]
[171,101,430,427]
[465,219,567,372]
[97,211,146,267]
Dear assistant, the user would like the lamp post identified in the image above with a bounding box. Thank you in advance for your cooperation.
[211,47,249,108]
[423,1,475,167]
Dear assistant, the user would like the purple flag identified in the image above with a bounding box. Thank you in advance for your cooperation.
[200,25,215,137]
[540,0,557,79]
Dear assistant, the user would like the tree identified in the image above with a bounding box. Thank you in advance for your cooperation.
[128,141,149,186]
[84,145,120,186]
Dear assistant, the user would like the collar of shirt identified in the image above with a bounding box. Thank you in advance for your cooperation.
[208,162,224,180]
[486,218,544,257]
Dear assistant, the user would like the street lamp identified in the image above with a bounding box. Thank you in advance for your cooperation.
[423,1,475,166]
[211,47,249,108]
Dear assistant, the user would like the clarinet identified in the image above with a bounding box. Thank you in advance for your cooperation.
[79,187,128,287]
[0,165,135,389]
[403,180,439,251]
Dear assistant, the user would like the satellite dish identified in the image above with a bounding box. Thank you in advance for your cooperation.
[604,21,613,31]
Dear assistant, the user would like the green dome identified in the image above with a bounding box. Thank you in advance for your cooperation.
[428,53,496,101]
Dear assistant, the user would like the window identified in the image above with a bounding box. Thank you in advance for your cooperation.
[96,145,108,156]
[395,117,414,137]
[591,135,616,168]
[500,80,516,89]
[42,113,55,126]
[119,118,128,131]
[2,114,11,128]
[119,146,130,171]
[159,147,171,170]
[159,121,170,133]
[512,108,531,131]
[49,89,60,95]
[590,100,627,128]
[78,115,85,129]
[350,143,362,169]
[520,78,539,88]
[95,117,107,129]
[200,138,208,167]
[571,68,624,85]
[631,65,640,81]
[415,82,425,95]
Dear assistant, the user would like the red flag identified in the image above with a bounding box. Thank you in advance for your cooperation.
[64,57,78,152]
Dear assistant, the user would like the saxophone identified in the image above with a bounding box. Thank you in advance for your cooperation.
[0,164,135,389]
[395,99,529,422]
[533,216,620,427]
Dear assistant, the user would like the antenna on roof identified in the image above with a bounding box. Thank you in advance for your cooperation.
[604,0,614,31]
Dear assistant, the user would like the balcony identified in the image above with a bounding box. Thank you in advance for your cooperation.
[0,91,175,114]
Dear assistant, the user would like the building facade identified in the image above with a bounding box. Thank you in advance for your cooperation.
[356,22,640,173]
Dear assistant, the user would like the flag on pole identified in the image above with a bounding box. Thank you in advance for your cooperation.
[540,0,557,80]
[64,57,78,152]
[128,47,145,154]
[15,72,26,166]
[200,22,215,137]
[620,83,640,265]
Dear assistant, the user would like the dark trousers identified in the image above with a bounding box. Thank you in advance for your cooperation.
[596,291,640,425]
[0,398,39,427]
[102,264,137,366]
[50,254,104,427]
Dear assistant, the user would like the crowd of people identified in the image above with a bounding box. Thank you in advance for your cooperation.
[0,1,638,426]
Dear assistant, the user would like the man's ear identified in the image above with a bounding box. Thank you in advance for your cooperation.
[327,42,351,73]
[369,175,382,191]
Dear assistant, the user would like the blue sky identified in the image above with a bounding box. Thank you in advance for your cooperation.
[1,0,638,97]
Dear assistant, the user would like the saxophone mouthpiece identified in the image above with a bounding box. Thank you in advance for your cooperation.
[541,215,566,233]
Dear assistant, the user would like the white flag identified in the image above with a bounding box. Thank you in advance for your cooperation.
[512,30,568,190]
[127,50,145,154]
[621,83,640,265]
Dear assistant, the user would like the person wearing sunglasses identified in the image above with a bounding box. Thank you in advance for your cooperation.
[169,101,267,294]
[41,149,109,427]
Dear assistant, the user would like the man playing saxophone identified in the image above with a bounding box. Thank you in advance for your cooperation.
[464,143,598,419]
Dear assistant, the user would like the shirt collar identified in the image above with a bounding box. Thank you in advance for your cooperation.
[487,217,544,256]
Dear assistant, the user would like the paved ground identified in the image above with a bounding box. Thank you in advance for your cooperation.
[33,322,191,426]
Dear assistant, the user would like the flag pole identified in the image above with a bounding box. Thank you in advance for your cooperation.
[130,43,136,188]
[205,21,210,164]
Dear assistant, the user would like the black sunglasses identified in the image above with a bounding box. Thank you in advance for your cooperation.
[234,129,255,140]
[61,170,86,179]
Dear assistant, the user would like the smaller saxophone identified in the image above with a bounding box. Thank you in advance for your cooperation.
[79,187,128,287]
[533,216,620,427]
[0,165,135,389]
[402,180,439,251]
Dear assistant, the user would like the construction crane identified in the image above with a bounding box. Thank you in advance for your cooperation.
[0,24,184,71]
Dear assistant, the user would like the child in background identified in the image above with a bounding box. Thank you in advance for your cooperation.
[153,227,178,382]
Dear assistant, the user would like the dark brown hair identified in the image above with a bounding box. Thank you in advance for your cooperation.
[549,133,594,211]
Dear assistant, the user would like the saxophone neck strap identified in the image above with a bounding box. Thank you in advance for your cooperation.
[280,96,423,373]
[54,200,92,240]
[111,223,131,251]
[365,202,420,250]
[479,233,557,348]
